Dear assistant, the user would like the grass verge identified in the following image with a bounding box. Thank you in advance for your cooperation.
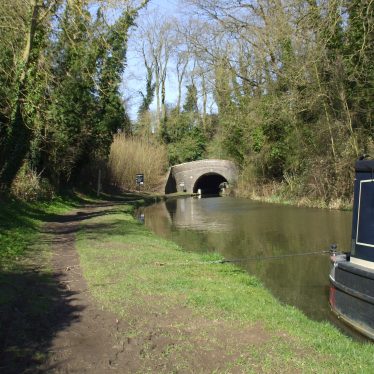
[76,204,374,373]
[246,191,352,211]
[0,193,82,269]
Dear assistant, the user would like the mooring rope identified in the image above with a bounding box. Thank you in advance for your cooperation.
[218,250,331,264]
[154,249,331,267]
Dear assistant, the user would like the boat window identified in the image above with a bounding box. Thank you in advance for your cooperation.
[356,180,374,248]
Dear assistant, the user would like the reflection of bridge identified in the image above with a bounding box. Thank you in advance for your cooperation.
[164,159,238,194]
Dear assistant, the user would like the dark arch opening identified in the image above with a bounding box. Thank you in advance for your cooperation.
[193,173,228,195]
[164,171,177,194]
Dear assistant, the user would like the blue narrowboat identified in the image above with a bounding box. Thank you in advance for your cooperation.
[329,159,374,340]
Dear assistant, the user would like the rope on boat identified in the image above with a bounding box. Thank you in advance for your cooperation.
[154,249,331,267]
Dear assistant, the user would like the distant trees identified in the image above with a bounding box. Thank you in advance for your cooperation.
[165,83,206,164]
[137,12,174,137]
[1,0,372,205]
[131,0,373,203]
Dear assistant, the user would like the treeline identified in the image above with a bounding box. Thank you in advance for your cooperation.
[0,0,148,197]
[133,0,373,204]
[1,1,372,204]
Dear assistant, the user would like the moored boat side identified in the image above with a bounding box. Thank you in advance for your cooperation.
[329,160,374,340]
[330,255,374,339]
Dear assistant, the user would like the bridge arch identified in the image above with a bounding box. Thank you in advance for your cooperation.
[164,159,238,194]
[193,172,228,194]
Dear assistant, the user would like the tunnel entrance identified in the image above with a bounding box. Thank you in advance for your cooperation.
[193,173,228,195]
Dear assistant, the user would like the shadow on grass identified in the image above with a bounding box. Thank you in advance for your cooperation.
[0,190,158,373]
[0,268,83,374]
[0,191,148,261]
[81,216,148,239]
[0,190,146,228]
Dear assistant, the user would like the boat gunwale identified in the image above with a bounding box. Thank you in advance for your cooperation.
[330,302,374,341]
[330,276,374,305]
[338,260,374,280]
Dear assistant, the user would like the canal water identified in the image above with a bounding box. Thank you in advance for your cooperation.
[137,196,352,324]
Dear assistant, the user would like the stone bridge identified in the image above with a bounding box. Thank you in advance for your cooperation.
[164,159,238,194]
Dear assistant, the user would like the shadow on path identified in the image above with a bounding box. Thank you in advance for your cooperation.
[0,204,124,373]
[0,267,84,373]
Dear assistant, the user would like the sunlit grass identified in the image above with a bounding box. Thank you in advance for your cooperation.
[0,195,80,269]
[77,208,374,373]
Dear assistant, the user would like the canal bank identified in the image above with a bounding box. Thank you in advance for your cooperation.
[74,199,374,372]
[1,194,373,372]
[234,182,353,210]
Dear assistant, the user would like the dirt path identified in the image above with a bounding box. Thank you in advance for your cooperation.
[39,205,135,373]
[38,204,278,374]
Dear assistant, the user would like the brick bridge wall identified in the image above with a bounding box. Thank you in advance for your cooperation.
[164,159,238,194]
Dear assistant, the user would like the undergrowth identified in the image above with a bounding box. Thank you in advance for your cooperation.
[235,180,353,210]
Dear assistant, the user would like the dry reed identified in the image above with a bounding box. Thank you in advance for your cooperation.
[108,134,168,192]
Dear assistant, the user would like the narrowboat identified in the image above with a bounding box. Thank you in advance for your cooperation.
[329,159,374,340]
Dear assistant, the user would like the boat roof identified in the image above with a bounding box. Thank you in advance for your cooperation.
[355,160,374,172]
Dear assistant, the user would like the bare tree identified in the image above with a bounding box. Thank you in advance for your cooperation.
[137,11,174,130]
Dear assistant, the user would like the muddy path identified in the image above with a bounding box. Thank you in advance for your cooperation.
[0,204,135,374]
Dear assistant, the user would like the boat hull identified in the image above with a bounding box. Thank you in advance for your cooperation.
[329,259,374,340]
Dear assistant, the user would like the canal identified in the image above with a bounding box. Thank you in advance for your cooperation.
[137,197,352,324]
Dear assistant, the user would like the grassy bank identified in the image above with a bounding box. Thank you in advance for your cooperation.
[0,190,144,268]
[76,204,373,373]
[0,194,83,269]
[235,181,353,211]
[1,192,372,372]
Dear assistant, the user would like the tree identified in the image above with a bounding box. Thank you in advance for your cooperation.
[0,0,60,190]
[137,12,174,136]
[0,0,150,191]
[138,45,156,115]
[344,0,373,144]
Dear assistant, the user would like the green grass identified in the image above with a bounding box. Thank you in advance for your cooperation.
[0,191,93,324]
[0,192,91,269]
[0,192,90,371]
[76,207,374,373]
[0,191,147,372]
[1,192,371,372]
[0,189,146,268]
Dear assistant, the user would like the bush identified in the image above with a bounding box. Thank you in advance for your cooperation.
[167,128,206,165]
[11,164,55,201]
[108,134,168,192]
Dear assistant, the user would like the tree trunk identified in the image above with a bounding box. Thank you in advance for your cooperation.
[201,72,207,132]
[176,59,188,113]
[161,70,167,125]
[155,63,161,130]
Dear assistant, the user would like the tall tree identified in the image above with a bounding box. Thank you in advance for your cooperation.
[0,0,149,190]
[0,0,60,190]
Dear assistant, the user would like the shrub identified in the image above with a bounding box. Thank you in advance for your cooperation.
[11,164,55,201]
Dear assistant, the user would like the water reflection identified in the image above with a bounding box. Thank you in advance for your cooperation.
[138,197,352,322]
